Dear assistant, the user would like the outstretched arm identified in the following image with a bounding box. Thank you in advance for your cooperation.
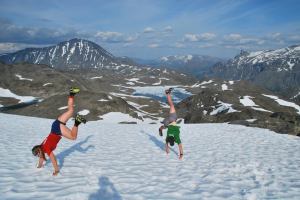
[159,125,165,136]
[37,156,45,168]
[49,152,60,176]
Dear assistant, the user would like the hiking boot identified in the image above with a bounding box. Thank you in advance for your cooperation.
[70,87,80,96]
[75,114,87,125]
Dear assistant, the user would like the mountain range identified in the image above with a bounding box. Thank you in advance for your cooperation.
[133,55,224,79]
[207,45,300,105]
[0,38,299,136]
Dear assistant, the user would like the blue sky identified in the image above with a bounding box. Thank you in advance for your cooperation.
[0,0,300,59]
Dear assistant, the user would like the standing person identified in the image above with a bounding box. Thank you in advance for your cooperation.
[159,88,183,159]
[32,87,86,176]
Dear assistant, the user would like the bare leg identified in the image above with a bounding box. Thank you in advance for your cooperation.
[61,125,78,140]
[165,143,170,154]
[167,94,176,114]
[178,143,183,159]
[58,96,74,123]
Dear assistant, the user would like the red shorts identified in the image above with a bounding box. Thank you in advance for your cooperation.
[41,133,62,156]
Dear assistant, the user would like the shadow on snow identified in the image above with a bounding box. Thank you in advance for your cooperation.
[89,176,123,200]
[141,130,178,156]
[46,135,95,169]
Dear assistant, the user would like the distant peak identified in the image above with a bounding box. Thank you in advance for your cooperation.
[65,38,95,45]
[68,38,83,42]
[239,49,250,56]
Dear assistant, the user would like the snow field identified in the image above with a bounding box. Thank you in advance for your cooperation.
[0,113,300,200]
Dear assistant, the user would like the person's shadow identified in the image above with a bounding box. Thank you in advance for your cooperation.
[89,176,123,200]
[46,135,94,169]
[142,130,178,155]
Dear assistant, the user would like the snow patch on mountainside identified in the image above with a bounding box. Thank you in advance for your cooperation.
[240,96,257,107]
[240,96,273,113]
[15,74,33,81]
[0,87,36,103]
[78,109,90,116]
[210,101,239,115]
[191,80,214,88]
[263,94,300,114]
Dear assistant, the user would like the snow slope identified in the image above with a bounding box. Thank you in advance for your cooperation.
[0,113,300,200]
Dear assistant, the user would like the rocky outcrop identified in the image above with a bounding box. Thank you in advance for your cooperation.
[176,79,300,136]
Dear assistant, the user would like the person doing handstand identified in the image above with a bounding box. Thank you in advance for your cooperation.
[159,88,183,159]
[32,87,86,176]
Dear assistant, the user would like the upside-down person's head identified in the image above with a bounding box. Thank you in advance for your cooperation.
[166,136,175,146]
[32,145,46,160]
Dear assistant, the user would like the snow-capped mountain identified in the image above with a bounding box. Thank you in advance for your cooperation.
[208,45,300,104]
[133,55,224,79]
[0,38,135,69]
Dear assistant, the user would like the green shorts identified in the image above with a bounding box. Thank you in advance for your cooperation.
[167,125,181,144]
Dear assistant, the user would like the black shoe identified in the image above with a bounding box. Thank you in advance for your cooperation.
[165,88,173,95]
[75,114,87,124]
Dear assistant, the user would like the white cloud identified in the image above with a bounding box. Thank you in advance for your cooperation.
[163,26,173,33]
[95,31,139,44]
[270,32,281,39]
[125,33,139,43]
[0,42,47,54]
[224,45,247,50]
[224,33,265,45]
[184,34,199,42]
[184,33,216,42]
[0,19,87,44]
[288,35,300,42]
[95,31,124,43]
[174,42,185,48]
[199,43,214,48]
[224,33,243,41]
[148,43,159,48]
[143,27,155,33]
[201,33,216,40]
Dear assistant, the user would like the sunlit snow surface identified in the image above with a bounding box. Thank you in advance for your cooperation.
[0,113,300,200]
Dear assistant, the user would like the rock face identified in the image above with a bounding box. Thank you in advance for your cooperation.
[207,45,300,105]
[176,79,300,136]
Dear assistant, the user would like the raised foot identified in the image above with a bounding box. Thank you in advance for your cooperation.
[75,114,87,124]
[165,88,173,95]
[70,87,80,96]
